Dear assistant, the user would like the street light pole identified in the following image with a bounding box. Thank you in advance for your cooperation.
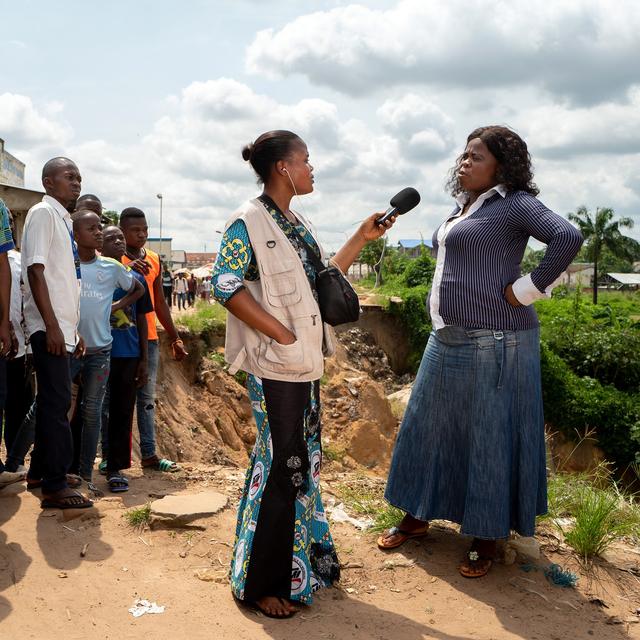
[156,193,163,261]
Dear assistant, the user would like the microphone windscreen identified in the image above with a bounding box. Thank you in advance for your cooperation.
[389,187,421,214]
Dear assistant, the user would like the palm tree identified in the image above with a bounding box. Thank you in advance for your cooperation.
[568,206,639,304]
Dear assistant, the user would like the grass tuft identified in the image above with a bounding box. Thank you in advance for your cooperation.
[542,461,640,558]
[124,504,151,528]
[336,480,403,534]
[323,444,346,462]
[175,301,226,333]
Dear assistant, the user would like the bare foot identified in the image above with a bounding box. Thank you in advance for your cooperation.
[255,596,298,618]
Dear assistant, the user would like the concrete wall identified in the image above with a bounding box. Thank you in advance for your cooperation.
[146,238,173,262]
[0,139,25,187]
[0,184,44,248]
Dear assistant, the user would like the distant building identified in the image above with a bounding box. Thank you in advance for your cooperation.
[186,252,217,268]
[0,138,25,187]
[398,238,435,258]
[171,250,187,270]
[146,237,172,263]
[601,272,640,290]
[556,263,594,288]
[0,138,43,247]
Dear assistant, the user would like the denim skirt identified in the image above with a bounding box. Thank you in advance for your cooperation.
[384,326,547,539]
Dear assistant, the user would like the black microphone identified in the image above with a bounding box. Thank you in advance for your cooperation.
[376,187,421,225]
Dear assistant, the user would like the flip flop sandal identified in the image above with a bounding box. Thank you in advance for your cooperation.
[41,490,93,510]
[86,481,104,498]
[0,470,27,487]
[141,456,179,472]
[98,460,108,476]
[377,524,430,550]
[107,474,129,493]
[459,550,494,578]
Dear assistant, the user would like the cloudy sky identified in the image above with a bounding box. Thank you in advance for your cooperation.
[2,0,639,251]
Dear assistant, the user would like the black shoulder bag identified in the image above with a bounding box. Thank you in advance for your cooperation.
[288,224,360,327]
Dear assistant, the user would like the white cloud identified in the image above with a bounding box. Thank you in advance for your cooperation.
[245,0,640,104]
[0,93,71,149]
[378,94,455,160]
[516,87,640,158]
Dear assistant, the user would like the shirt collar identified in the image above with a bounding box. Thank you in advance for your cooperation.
[455,183,507,208]
[43,195,72,221]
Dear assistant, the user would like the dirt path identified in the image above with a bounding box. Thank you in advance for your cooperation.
[1,465,638,640]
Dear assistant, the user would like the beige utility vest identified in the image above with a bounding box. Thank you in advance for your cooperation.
[224,198,335,382]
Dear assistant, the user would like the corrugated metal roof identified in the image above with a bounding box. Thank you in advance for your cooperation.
[398,239,433,248]
[607,273,640,284]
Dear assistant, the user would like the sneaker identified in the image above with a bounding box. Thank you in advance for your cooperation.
[0,469,27,488]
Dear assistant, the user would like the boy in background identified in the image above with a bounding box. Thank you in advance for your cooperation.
[119,207,186,472]
[99,225,151,491]
[71,211,143,488]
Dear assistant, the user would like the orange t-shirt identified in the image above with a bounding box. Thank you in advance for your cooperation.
[123,248,160,341]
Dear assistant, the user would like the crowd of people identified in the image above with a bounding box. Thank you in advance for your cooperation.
[0,124,583,620]
[0,157,188,508]
[162,268,214,310]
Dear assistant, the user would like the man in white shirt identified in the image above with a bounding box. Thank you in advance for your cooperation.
[175,273,188,310]
[21,157,92,509]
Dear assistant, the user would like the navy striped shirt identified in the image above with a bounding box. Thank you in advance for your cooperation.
[429,189,583,331]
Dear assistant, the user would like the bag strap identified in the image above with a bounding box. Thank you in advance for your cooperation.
[257,195,327,275]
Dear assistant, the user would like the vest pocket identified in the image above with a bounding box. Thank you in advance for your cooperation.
[260,259,302,307]
[257,339,313,375]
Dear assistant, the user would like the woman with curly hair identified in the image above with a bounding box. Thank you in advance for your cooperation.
[379,126,583,577]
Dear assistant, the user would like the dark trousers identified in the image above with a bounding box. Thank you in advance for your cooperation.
[106,357,138,472]
[29,331,73,493]
[0,358,6,472]
[3,356,32,453]
[243,379,311,601]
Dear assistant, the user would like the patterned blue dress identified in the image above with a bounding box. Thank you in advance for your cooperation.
[212,197,340,604]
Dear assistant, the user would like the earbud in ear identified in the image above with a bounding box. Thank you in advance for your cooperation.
[282,167,289,174]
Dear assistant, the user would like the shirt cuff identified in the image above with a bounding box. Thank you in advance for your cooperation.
[511,274,556,306]
[23,255,48,268]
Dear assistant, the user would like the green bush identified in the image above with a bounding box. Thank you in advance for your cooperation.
[538,291,640,392]
[402,248,436,288]
[383,247,411,276]
[387,287,431,369]
[541,344,640,466]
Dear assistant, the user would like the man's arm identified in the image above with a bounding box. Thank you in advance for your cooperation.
[111,278,144,313]
[27,264,66,356]
[0,253,11,357]
[152,268,187,360]
[135,307,149,387]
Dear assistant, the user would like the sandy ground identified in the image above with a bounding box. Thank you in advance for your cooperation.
[1,464,639,640]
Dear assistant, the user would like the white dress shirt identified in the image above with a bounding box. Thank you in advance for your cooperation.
[21,195,80,351]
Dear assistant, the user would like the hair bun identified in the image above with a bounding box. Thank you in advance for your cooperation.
[241,143,254,162]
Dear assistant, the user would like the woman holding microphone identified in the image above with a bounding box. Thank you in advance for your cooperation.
[212,130,396,617]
